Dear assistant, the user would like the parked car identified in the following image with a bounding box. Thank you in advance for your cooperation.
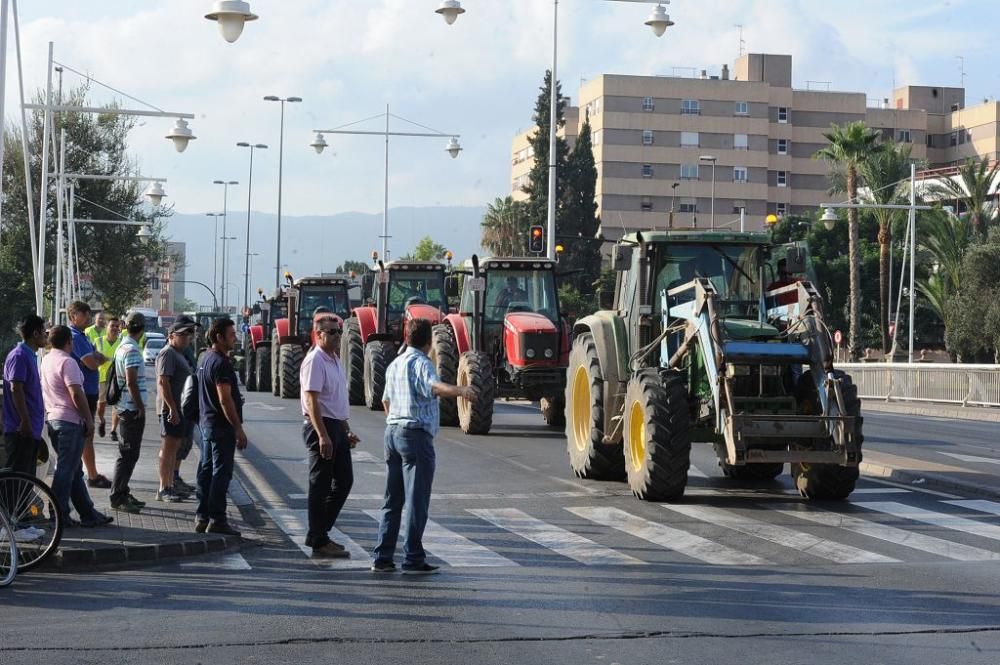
[143,336,166,365]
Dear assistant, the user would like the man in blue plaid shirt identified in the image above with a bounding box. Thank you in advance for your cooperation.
[372,318,477,575]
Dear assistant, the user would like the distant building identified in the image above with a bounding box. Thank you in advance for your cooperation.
[141,241,186,314]
[510,52,999,238]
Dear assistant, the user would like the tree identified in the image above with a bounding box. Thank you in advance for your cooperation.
[335,260,370,275]
[814,121,886,360]
[943,227,1000,361]
[174,297,198,313]
[917,208,972,326]
[481,196,529,257]
[401,236,449,262]
[859,141,914,353]
[523,70,570,245]
[559,116,602,291]
[931,157,1000,237]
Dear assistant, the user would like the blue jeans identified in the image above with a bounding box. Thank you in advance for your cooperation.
[373,424,436,567]
[196,428,235,523]
[47,420,97,521]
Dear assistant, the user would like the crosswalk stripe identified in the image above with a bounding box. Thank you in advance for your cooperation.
[850,488,910,495]
[268,507,370,569]
[778,507,1000,562]
[944,500,1000,517]
[857,501,1000,543]
[364,509,517,567]
[687,465,708,479]
[468,508,644,566]
[567,506,770,566]
[180,552,253,571]
[661,504,898,564]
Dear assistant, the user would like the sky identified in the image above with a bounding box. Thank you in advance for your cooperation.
[8,0,998,222]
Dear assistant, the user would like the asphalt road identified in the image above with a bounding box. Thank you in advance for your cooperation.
[3,391,1000,664]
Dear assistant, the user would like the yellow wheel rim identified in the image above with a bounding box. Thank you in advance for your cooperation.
[571,365,591,452]
[627,400,646,471]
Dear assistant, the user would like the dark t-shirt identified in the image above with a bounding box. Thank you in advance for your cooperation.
[197,349,243,435]
[70,325,100,396]
[156,345,191,416]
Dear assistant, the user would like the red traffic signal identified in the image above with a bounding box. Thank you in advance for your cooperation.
[529,225,545,253]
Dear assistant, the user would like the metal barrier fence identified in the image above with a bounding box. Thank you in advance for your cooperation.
[837,363,1000,407]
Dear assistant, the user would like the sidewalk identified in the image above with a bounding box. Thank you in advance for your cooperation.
[36,415,254,571]
[863,400,1000,423]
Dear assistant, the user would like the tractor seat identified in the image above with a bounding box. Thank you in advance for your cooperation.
[506,301,532,314]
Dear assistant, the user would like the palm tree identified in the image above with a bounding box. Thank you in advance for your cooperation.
[931,157,1000,237]
[814,121,885,360]
[916,209,973,323]
[859,142,914,354]
[481,196,529,256]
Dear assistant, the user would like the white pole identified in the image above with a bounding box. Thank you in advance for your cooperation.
[12,0,39,308]
[69,181,77,300]
[908,162,916,363]
[739,207,745,232]
[382,103,389,260]
[0,0,9,248]
[546,0,558,261]
[37,41,54,316]
[710,161,716,230]
[54,129,65,322]
[274,101,285,288]
[221,183,228,310]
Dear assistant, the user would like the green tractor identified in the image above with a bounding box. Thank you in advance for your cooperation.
[566,230,863,501]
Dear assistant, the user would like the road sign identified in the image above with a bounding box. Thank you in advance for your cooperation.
[834,330,843,345]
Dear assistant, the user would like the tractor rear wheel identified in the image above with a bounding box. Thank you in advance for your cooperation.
[457,351,494,435]
[720,462,784,481]
[540,393,565,427]
[271,338,281,397]
[279,344,304,399]
[431,324,459,427]
[623,369,691,501]
[791,370,863,500]
[565,333,624,480]
[256,345,272,394]
[364,341,396,411]
[246,349,257,391]
[341,319,365,406]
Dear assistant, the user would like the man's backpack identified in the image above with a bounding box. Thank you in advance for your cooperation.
[104,353,123,406]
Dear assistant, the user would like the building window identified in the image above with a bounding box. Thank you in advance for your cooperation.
[642,96,655,112]
[679,199,697,213]
[777,139,788,155]
[681,131,699,147]
[735,101,749,116]
[640,196,653,212]
[681,99,700,115]
[642,130,654,145]
[778,107,789,123]
[777,171,787,187]
[734,133,748,150]
[897,129,911,143]
[680,164,699,179]
[733,166,748,183]
[642,164,654,178]
[732,200,747,214]
[776,203,787,217]
[950,131,959,147]
[592,129,602,146]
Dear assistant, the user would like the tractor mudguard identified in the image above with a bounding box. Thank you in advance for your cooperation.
[573,312,630,442]
[444,313,471,354]
[354,306,378,342]
[248,324,264,350]
[274,318,290,340]
[405,303,444,325]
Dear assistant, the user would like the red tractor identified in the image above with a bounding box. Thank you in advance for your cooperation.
[341,259,450,409]
[245,287,287,393]
[431,255,570,434]
[271,273,357,399]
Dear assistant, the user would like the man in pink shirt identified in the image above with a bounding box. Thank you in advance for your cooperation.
[40,325,113,528]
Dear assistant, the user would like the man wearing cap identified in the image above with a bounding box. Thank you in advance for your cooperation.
[67,301,112,490]
[109,311,148,514]
[172,315,201,495]
[155,318,197,502]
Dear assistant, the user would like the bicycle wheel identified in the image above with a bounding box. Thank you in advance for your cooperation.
[0,507,16,587]
[0,472,63,572]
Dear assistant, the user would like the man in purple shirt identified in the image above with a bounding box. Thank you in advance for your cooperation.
[2,314,47,475]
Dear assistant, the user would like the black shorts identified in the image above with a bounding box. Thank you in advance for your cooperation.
[86,393,98,417]
[159,413,193,439]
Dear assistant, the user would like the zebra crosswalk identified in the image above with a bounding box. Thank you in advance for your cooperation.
[260,494,1000,573]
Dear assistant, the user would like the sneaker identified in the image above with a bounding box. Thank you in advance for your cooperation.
[126,494,147,507]
[98,421,106,438]
[110,497,142,514]
[156,488,184,503]
[194,519,209,534]
[401,563,440,575]
[13,526,46,542]
[110,431,119,442]
[206,521,241,537]
[87,475,112,489]
[311,542,350,559]
[371,560,397,573]
[174,476,195,494]
[80,512,114,528]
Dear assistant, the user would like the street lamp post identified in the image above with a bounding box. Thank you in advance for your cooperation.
[204,0,258,43]
[437,0,674,258]
[205,212,224,307]
[699,155,717,230]
[237,142,267,317]
[310,107,461,260]
[213,180,239,310]
[220,236,238,310]
[263,95,302,288]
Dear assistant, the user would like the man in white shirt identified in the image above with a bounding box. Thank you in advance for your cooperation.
[300,316,359,558]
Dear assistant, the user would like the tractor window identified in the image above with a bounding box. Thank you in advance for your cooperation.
[483,270,559,323]
[387,271,446,313]
[299,288,349,319]
[655,244,761,313]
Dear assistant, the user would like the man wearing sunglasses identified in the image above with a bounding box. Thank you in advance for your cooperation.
[300,315,359,558]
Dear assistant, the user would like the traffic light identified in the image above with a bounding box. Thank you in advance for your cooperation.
[529,225,545,254]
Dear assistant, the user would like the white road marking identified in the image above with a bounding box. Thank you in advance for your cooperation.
[468,508,644,566]
[687,465,708,479]
[937,451,1000,465]
[181,553,252,571]
[861,477,961,499]
[349,490,621,501]
[352,450,382,464]
[244,401,284,411]
[364,509,517,568]
[567,506,770,566]
[857,501,1000,543]
[945,500,1000,517]
[850,488,911,494]
[661,504,898,564]
[779,507,1000,562]
[288,493,307,500]
[267,507,371,569]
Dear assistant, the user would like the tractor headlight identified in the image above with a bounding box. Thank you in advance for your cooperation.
[544,348,554,359]
[526,349,536,359]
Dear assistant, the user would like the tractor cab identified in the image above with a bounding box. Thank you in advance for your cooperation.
[282,275,353,342]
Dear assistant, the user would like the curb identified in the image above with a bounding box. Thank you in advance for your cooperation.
[45,534,242,572]
[863,401,1000,423]
[860,461,1000,500]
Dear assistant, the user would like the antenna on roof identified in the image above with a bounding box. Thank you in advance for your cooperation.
[735,24,745,58]
[956,55,966,89]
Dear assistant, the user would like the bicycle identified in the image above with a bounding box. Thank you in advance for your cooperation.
[0,471,63,573]
[0,502,16,587]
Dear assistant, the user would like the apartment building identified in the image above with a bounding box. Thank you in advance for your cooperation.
[141,241,186,314]
[510,52,997,237]
[510,105,579,201]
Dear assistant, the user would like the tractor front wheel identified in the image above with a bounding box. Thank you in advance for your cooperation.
[256,345,272,394]
[540,393,565,428]
[457,351,494,435]
[431,324,459,427]
[341,319,365,406]
[364,341,396,411]
[279,344,304,399]
[623,369,691,501]
[270,338,281,397]
[565,333,624,480]
[246,348,257,391]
